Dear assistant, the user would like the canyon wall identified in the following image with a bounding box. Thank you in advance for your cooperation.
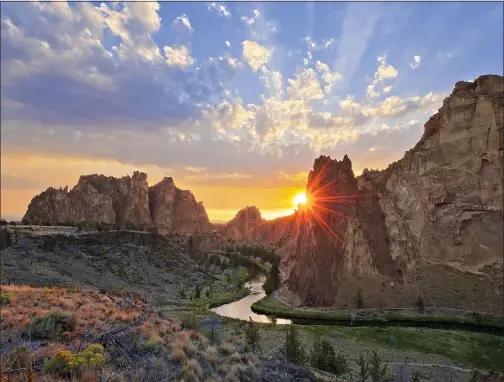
[23,173,211,234]
[280,75,503,313]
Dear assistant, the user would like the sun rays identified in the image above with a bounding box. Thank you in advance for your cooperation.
[291,157,375,244]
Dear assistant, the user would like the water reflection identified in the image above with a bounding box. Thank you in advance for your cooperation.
[211,277,292,325]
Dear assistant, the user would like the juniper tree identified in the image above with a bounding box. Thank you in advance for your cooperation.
[357,354,370,382]
[285,325,307,365]
[369,350,388,382]
[245,318,260,353]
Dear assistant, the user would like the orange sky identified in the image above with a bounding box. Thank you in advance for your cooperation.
[1,152,305,223]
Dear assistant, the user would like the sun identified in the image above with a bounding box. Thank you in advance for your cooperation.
[293,191,308,207]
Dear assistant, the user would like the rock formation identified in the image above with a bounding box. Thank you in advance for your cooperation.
[224,206,265,241]
[280,74,503,313]
[23,173,211,234]
[148,177,211,234]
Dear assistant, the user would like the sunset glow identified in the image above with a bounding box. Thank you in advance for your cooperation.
[293,192,308,208]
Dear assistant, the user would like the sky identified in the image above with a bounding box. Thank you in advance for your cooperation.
[1,2,503,223]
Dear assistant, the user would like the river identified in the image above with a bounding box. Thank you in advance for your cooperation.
[211,278,503,335]
[211,276,291,324]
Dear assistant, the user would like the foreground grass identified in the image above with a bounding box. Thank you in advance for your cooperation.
[323,326,504,373]
[0,284,270,382]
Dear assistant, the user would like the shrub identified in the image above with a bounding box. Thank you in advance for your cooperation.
[28,311,77,340]
[357,289,364,309]
[245,318,260,353]
[194,284,201,299]
[140,339,163,355]
[0,293,11,306]
[182,358,203,381]
[181,312,199,331]
[415,296,425,313]
[357,354,370,382]
[369,350,388,382]
[44,344,105,378]
[263,259,280,295]
[0,228,12,250]
[285,325,307,365]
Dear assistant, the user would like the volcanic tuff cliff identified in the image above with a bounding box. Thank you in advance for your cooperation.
[278,75,503,313]
[224,206,265,241]
[23,173,211,234]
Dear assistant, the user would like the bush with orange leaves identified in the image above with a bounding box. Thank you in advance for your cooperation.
[0,285,152,341]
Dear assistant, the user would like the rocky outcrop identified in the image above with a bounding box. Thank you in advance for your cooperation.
[224,206,265,241]
[23,173,211,234]
[148,177,211,234]
[281,75,504,313]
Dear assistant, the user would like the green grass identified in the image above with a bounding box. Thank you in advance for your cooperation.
[251,295,351,320]
[332,326,504,373]
[208,250,268,273]
[252,296,504,331]
[383,312,504,329]
[185,268,251,313]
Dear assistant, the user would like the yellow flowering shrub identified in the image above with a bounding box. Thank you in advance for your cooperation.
[44,344,105,377]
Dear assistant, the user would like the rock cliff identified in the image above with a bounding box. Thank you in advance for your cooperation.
[23,173,211,234]
[281,74,504,313]
[224,206,265,241]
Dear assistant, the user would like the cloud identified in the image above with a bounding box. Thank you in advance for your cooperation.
[259,68,284,98]
[163,45,195,68]
[366,55,398,98]
[315,60,343,95]
[242,40,273,72]
[207,2,231,17]
[1,1,456,199]
[287,68,324,101]
[410,55,422,69]
[340,91,446,120]
[185,166,207,173]
[225,41,231,48]
[0,2,242,126]
[171,14,193,34]
[241,9,260,25]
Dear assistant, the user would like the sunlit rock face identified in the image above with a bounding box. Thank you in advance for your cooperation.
[149,177,212,234]
[23,173,211,234]
[282,75,504,313]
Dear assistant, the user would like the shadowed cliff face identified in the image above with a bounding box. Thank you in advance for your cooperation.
[281,155,401,306]
[281,74,504,313]
[224,206,264,241]
[23,173,211,234]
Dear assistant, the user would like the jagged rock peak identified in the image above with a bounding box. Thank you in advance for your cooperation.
[224,206,264,241]
[23,172,211,234]
[281,74,504,313]
[453,74,503,94]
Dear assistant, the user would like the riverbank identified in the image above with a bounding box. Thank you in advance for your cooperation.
[251,295,504,334]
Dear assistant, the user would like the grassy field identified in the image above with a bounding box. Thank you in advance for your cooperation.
[251,295,504,332]
[308,325,504,373]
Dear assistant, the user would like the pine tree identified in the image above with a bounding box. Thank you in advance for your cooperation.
[195,284,201,299]
[369,350,388,382]
[285,325,306,365]
[415,295,425,313]
[245,318,260,353]
[357,354,370,382]
[357,288,364,309]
